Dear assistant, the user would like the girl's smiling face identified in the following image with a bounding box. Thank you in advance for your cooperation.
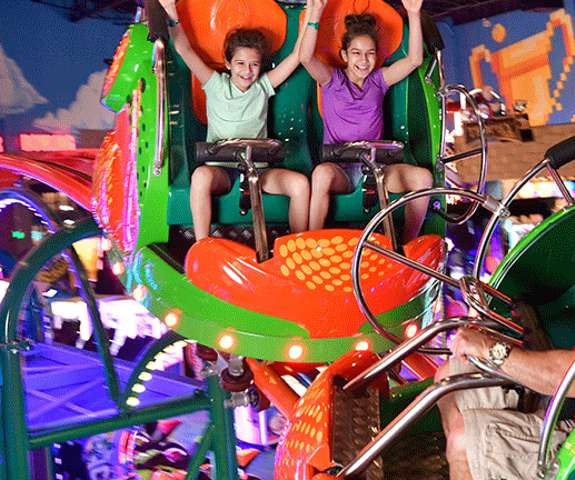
[225,47,262,92]
[341,35,377,85]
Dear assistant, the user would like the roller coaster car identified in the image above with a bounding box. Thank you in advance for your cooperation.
[272,136,575,479]
[93,0,452,366]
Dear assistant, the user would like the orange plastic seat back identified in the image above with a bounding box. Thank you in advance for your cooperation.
[175,0,288,124]
[315,0,403,116]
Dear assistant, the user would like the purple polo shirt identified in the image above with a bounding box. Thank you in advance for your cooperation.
[321,68,389,144]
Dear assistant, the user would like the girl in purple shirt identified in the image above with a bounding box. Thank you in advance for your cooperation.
[300,0,432,243]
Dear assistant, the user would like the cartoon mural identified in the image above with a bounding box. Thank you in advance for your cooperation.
[0,1,124,150]
[458,8,575,126]
[470,9,574,126]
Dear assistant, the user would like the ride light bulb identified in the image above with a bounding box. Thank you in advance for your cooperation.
[287,343,304,361]
[354,340,370,351]
[132,285,147,301]
[112,261,125,276]
[218,334,236,351]
[164,310,180,328]
[405,323,419,339]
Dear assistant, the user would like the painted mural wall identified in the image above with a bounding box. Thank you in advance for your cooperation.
[0,1,126,150]
[439,2,575,127]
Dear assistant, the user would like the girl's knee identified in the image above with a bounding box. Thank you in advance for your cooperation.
[311,164,344,192]
[291,174,310,198]
[191,166,214,190]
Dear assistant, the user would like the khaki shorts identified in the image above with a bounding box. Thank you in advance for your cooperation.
[446,360,574,480]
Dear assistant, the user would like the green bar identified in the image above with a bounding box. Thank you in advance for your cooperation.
[207,376,239,480]
[0,349,31,480]
[29,394,210,449]
[68,246,122,410]
[186,424,214,480]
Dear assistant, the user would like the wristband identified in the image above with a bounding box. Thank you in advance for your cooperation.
[307,21,319,30]
[167,18,180,27]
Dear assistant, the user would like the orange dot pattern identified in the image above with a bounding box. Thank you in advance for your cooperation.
[274,350,381,480]
[276,232,391,293]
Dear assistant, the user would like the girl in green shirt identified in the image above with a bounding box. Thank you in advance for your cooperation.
[160,0,311,240]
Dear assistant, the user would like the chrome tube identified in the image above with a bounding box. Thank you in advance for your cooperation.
[337,373,512,479]
[537,358,575,478]
[344,317,489,392]
[243,145,269,262]
[473,161,548,278]
[545,162,575,207]
[366,147,399,252]
[152,38,166,177]
[439,84,488,224]
[459,276,522,333]
[352,188,497,339]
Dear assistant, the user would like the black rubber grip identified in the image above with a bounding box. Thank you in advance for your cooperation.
[195,142,285,164]
[546,136,575,170]
[321,144,403,165]
[145,0,169,42]
[421,11,444,53]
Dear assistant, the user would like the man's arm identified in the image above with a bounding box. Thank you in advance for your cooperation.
[381,0,423,87]
[159,0,213,85]
[451,327,575,396]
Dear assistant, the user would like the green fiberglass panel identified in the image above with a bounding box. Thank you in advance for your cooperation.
[490,205,575,305]
[101,24,153,112]
[167,182,289,226]
[130,246,437,362]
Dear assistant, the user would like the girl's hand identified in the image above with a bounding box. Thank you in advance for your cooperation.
[309,0,328,14]
[401,0,422,15]
[159,0,178,19]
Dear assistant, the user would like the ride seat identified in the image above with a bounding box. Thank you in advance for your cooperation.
[307,0,441,229]
[165,0,314,227]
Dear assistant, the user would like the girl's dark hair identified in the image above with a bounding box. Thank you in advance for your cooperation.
[224,28,270,65]
[341,14,378,51]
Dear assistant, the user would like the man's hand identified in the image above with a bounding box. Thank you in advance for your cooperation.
[451,327,496,362]
[402,0,422,15]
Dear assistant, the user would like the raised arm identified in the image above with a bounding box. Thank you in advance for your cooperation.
[266,0,312,87]
[381,0,423,87]
[298,0,332,86]
[158,0,213,85]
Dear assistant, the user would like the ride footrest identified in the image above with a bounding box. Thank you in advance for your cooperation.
[382,432,448,480]
[331,377,383,480]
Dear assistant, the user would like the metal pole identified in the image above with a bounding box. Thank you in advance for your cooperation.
[207,375,239,480]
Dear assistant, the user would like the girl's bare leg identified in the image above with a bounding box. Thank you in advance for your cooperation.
[190,166,231,240]
[385,164,433,243]
[308,163,350,231]
[260,168,310,232]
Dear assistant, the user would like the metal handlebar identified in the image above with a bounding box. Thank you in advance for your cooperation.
[337,373,513,479]
[351,188,510,339]
[436,84,488,225]
[152,38,166,177]
[537,358,575,478]
[473,157,575,278]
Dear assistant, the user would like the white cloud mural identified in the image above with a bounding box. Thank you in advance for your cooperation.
[0,43,47,117]
[33,70,114,133]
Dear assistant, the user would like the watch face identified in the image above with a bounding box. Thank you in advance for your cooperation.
[492,343,507,360]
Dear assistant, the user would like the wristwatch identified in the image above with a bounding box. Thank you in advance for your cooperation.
[488,341,512,367]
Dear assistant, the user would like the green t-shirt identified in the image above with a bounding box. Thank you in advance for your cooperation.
[203,71,275,142]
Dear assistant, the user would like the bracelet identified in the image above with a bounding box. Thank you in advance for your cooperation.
[307,21,319,30]
[167,18,180,27]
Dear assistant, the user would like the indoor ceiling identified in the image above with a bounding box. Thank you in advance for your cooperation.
[33,0,564,24]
